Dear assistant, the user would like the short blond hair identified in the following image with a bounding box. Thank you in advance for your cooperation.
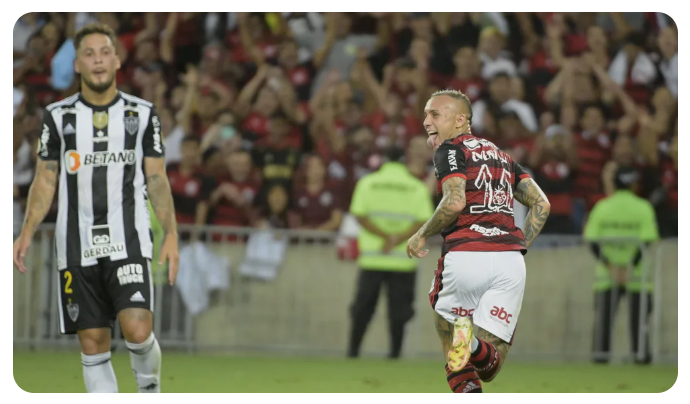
[431,89,473,125]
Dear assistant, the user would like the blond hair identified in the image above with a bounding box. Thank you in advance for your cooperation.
[430,89,473,125]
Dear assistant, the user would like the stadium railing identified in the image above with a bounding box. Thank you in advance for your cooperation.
[13,224,678,364]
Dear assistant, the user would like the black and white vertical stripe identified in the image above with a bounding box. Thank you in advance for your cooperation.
[45,91,156,269]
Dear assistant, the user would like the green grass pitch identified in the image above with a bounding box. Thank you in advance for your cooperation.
[13,350,677,393]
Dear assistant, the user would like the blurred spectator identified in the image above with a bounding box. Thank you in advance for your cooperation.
[608,32,657,105]
[252,112,302,202]
[658,132,677,237]
[161,13,204,74]
[235,65,301,142]
[365,93,422,151]
[290,155,344,231]
[445,46,483,102]
[167,136,215,239]
[12,12,679,238]
[656,26,677,98]
[478,27,517,79]
[256,184,291,230]
[209,151,258,240]
[473,72,538,135]
[528,124,579,233]
[571,105,612,230]
[310,12,384,97]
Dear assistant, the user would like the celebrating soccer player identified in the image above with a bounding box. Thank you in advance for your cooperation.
[407,89,551,393]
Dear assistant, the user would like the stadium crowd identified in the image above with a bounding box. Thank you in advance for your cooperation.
[13,12,678,238]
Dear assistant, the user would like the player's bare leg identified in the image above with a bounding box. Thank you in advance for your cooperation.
[472,326,511,382]
[118,308,161,393]
[78,328,118,393]
[434,312,482,393]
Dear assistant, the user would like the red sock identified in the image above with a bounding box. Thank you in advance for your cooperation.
[470,339,501,381]
[445,363,483,393]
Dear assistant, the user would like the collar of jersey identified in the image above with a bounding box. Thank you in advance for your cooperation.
[78,91,122,110]
[443,133,472,144]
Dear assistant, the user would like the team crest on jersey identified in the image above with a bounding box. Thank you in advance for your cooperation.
[124,112,139,135]
[66,302,79,322]
[93,111,109,130]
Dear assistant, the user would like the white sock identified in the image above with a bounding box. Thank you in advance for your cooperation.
[471,336,479,354]
[81,351,118,393]
[126,333,162,393]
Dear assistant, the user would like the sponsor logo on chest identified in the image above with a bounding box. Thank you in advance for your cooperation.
[470,224,509,237]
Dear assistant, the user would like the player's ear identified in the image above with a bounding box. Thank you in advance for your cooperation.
[456,113,465,129]
[73,58,80,75]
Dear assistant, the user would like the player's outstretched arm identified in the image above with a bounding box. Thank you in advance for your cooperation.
[14,159,59,272]
[407,177,466,258]
[513,178,551,248]
[145,157,179,285]
[22,160,59,236]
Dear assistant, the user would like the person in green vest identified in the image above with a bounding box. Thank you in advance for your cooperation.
[347,146,435,359]
[584,165,660,364]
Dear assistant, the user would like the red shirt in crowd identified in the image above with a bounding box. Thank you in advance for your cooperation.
[365,110,422,151]
[573,131,611,209]
[535,161,574,216]
[662,160,678,211]
[445,77,485,103]
[291,185,344,229]
[167,164,215,224]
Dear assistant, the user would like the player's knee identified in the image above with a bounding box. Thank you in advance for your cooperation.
[118,308,153,344]
[78,329,111,355]
[123,327,152,345]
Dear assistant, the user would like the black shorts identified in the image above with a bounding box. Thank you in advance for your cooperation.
[57,256,154,335]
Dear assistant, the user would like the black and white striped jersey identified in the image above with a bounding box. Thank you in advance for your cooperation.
[37,91,165,270]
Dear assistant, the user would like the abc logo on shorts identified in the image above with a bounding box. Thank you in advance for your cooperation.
[451,307,474,317]
[490,306,512,324]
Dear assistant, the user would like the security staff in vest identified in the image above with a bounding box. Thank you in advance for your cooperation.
[584,166,660,365]
[347,146,434,359]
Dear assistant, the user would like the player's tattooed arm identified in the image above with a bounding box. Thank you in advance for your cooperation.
[145,157,178,236]
[513,178,550,248]
[418,177,466,239]
[22,160,59,236]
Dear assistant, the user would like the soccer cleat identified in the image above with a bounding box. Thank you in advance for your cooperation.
[447,316,473,372]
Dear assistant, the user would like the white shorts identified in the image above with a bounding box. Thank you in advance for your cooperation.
[429,250,526,344]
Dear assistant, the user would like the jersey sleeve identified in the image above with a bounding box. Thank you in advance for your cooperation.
[513,161,532,188]
[142,105,165,158]
[37,109,61,161]
[640,202,660,242]
[433,142,466,184]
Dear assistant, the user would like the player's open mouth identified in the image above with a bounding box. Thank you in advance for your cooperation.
[427,132,439,149]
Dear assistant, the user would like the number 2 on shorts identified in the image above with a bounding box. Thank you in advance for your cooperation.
[64,271,73,294]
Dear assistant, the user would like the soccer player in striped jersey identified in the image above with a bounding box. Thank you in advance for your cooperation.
[12,23,178,393]
[406,89,550,393]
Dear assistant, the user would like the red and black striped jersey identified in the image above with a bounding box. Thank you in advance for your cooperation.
[434,134,530,255]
